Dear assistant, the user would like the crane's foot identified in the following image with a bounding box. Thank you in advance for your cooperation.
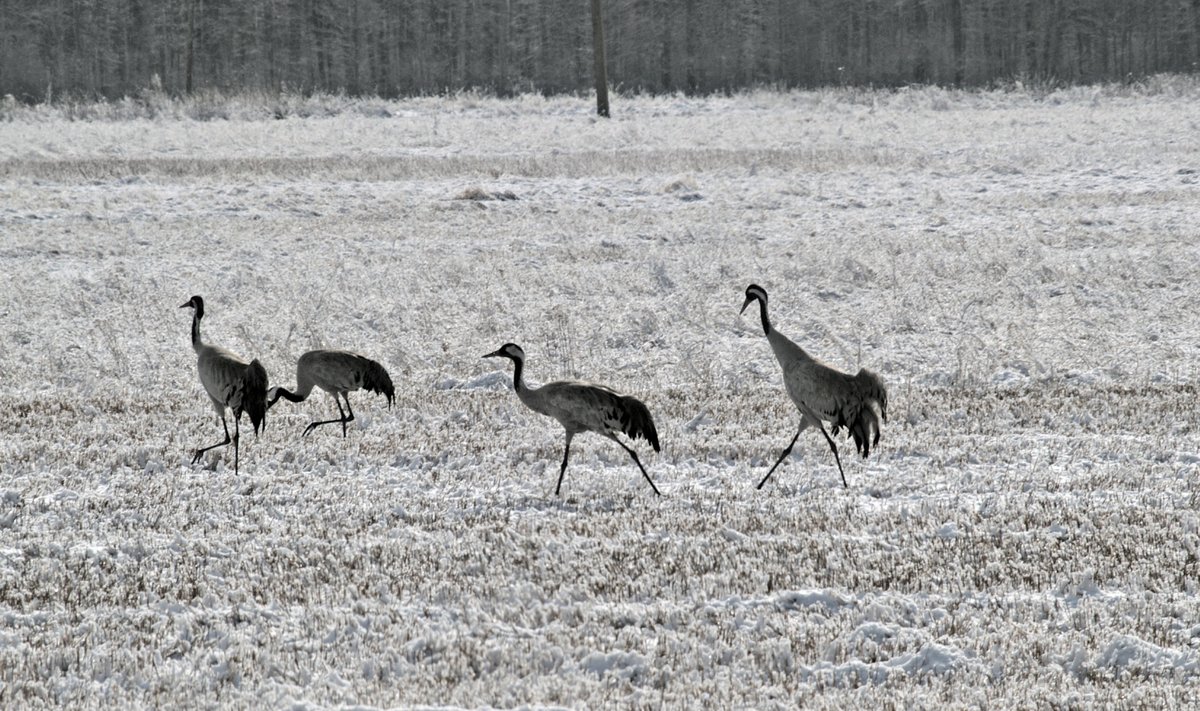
[303,418,350,437]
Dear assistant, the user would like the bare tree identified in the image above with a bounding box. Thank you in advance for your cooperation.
[591,0,609,116]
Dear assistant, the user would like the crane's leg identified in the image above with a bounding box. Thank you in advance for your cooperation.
[614,439,662,496]
[304,394,352,437]
[340,395,356,437]
[757,419,810,490]
[192,414,232,466]
[555,433,575,496]
[232,413,241,475]
[816,423,848,488]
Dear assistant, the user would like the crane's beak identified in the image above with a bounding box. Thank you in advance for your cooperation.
[180,301,191,309]
[739,296,754,315]
[482,349,503,359]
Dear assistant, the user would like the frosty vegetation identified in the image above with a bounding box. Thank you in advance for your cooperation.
[1,80,1199,707]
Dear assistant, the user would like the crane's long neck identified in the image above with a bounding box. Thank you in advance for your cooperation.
[272,386,311,403]
[510,356,527,393]
[268,371,316,408]
[755,297,772,336]
[190,309,203,350]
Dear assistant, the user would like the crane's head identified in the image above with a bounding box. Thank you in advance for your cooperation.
[180,295,205,317]
[483,343,525,363]
[740,284,768,314]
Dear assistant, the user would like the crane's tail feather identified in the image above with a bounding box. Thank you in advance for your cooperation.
[619,395,661,452]
[848,369,888,459]
[849,404,881,458]
[855,368,889,424]
[243,359,269,436]
[362,358,396,408]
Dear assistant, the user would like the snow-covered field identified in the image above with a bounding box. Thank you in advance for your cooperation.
[2,81,1200,707]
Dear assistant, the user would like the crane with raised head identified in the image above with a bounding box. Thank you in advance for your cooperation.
[180,295,268,474]
[740,284,888,489]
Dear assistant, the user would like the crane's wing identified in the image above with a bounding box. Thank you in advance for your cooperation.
[815,368,886,459]
[536,381,661,451]
[198,345,249,405]
[356,355,395,406]
[198,346,269,435]
[302,350,395,406]
[782,358,887,459]
[765,322,887,459]
[241,359,269,435]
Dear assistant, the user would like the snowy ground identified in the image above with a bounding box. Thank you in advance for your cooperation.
[2,82,1200,707]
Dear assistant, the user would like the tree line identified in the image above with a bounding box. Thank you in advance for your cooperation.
[2,0,1199,102]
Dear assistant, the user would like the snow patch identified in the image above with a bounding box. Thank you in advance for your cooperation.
[1094,635,1200,676]
[579,650,648,681]
[436,371,511,391]
[886,641,973,677]
[682,409,713,432]
[775,589,853,613]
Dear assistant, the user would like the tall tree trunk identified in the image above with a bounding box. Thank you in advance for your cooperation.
[590,0,609,117]
[185,0,196,94]
[685,0,697,92]
[660,5,671,91]
[951,0,965,85]
[1194,0,1200,72]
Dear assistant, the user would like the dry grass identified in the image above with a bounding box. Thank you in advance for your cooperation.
[1,87,1199,707]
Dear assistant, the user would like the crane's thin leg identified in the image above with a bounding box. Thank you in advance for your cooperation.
[816,423,848,488]
[757,420,810,490]
[192,415,232,466]
[614,439,662,496]
[304,394,352,437]
[232,414,241,475]
[340,395,356,437]
[555,433,574,496]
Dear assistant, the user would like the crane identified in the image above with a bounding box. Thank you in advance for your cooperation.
[180,295,268,474]
[268,349,394,437]
[740,284,888,489]
[483,343,661,496]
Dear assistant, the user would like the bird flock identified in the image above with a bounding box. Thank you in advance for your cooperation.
[183,285,889,494]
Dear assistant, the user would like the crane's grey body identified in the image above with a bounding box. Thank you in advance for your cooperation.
[268,349,394,437]
[181,295,268,474]
[517,380,656,445]
[196,342,259,416]
[742,284,888,489]
[484,343,661,496]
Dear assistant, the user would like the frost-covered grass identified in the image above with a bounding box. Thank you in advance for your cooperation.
[1,84,1200,708]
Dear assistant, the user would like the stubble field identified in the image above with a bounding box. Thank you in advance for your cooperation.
[1,80,1200,708]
